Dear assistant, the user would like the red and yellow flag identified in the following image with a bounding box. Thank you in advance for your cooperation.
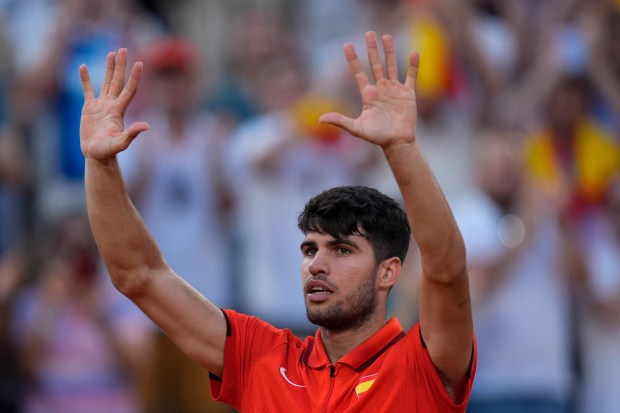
[355,374,378,398]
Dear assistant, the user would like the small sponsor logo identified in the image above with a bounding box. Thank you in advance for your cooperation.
[280,367,306,388]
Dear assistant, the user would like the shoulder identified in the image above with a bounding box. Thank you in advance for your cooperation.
[400,324,477,410]
[222,309,305,349]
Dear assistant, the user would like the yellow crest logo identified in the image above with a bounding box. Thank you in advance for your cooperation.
[355,373,378,398]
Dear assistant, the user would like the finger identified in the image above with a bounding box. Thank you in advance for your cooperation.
[382,34,398,81]
[79,64,95,102]
[118,62,143,114]
[109,48,128,98]
[116,121,150,152]
[100,52,116,96]
[319,112,360,137]
[404,52,420,90]
[344,43,370,91]
[365,31,385,82]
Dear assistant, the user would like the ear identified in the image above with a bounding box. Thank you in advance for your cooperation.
[377,257,401,289]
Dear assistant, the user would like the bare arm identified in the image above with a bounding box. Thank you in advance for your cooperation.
[79,49,226,377]
[320,32,473,401]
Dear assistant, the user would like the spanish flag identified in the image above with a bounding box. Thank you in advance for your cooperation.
[408,14,452,98]
[355,374,378,398]
[525,118,620,213]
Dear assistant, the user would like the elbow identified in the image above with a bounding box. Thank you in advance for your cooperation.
[423,260,468,286]
[421,233,468,284]
[107,264,160,299]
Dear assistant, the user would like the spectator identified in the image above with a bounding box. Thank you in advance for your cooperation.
[525,75,620,223]
[118,35,235,413]
[454,127,579,413]
[12,211,149,413]
[0,21,30,256]
[576,178,620,413]
[583,2,620,135]
[207,9,290,128]
[11,0,162,220]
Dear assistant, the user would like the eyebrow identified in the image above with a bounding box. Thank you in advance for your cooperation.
[299,237,362,251]
[300,240,317,251]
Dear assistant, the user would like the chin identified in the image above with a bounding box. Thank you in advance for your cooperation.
[306,306,376,332]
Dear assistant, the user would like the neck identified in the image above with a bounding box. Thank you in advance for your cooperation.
[319,312,387,364]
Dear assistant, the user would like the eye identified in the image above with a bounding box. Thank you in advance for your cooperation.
[302,247,317,257]
[336,247,352,255]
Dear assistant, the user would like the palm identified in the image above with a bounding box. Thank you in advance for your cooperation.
[319,33,419,148]
[355,79,417,146]
[79,49,149,162]
[80,99,127,160]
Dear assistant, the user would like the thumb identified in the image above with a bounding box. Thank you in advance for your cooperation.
[319,112,359,137]
[118,121,150,151]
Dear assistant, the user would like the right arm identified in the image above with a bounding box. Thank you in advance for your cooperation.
[319,33,473,402]
[80,49,226,377]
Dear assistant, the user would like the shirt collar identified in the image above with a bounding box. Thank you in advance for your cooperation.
[305,318,405,372]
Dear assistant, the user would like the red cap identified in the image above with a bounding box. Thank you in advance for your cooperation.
[143,36,201,75]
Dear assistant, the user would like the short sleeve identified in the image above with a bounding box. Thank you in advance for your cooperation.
[209,309,291,409]
[408,323,477,411]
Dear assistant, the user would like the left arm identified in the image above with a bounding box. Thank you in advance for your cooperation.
[320,32,473,401]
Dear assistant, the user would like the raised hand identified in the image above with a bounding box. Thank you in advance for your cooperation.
[319,32,419,149]
[79,48,150,162]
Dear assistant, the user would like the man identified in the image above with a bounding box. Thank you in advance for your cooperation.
[79,32,475,411]
[454,128,577,413]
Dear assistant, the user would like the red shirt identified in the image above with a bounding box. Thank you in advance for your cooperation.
[210,310,476,412]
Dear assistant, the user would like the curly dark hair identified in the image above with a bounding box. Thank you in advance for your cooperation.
[298,186,411,264]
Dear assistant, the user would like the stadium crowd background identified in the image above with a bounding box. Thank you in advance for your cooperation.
[0,0,619,412]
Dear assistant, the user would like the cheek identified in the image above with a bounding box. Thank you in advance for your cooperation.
[338,263,377,287]
[300,258,311,274]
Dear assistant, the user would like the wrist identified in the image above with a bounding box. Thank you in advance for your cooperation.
[85,156,118,168]
[381,138,418,155]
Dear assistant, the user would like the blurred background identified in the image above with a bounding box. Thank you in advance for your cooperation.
[0,0,619,412]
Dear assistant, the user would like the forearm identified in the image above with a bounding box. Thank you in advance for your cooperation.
[85,157,166,293]
[383,141,466,280]
[385,140,472,393]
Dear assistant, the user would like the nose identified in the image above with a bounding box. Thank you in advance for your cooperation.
[308,251,329,276]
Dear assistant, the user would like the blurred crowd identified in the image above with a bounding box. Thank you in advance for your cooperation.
[0,0,619,412]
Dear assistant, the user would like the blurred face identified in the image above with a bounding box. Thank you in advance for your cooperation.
[478,132,524,204]
[56,215,99,286]
[233,12,286,69]
[257,59,306,111]
[300,232,380,331]
[42,215,99,297]
[546,81,588,133]
[152,69,197,114]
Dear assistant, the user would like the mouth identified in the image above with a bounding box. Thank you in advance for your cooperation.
[304,279,334,302]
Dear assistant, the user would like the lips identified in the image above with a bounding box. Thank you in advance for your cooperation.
[304,280,334,294]
[304,279,334,298]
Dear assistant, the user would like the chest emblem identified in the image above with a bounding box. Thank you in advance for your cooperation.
[279,367,306,388]
[355,373,378,398]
